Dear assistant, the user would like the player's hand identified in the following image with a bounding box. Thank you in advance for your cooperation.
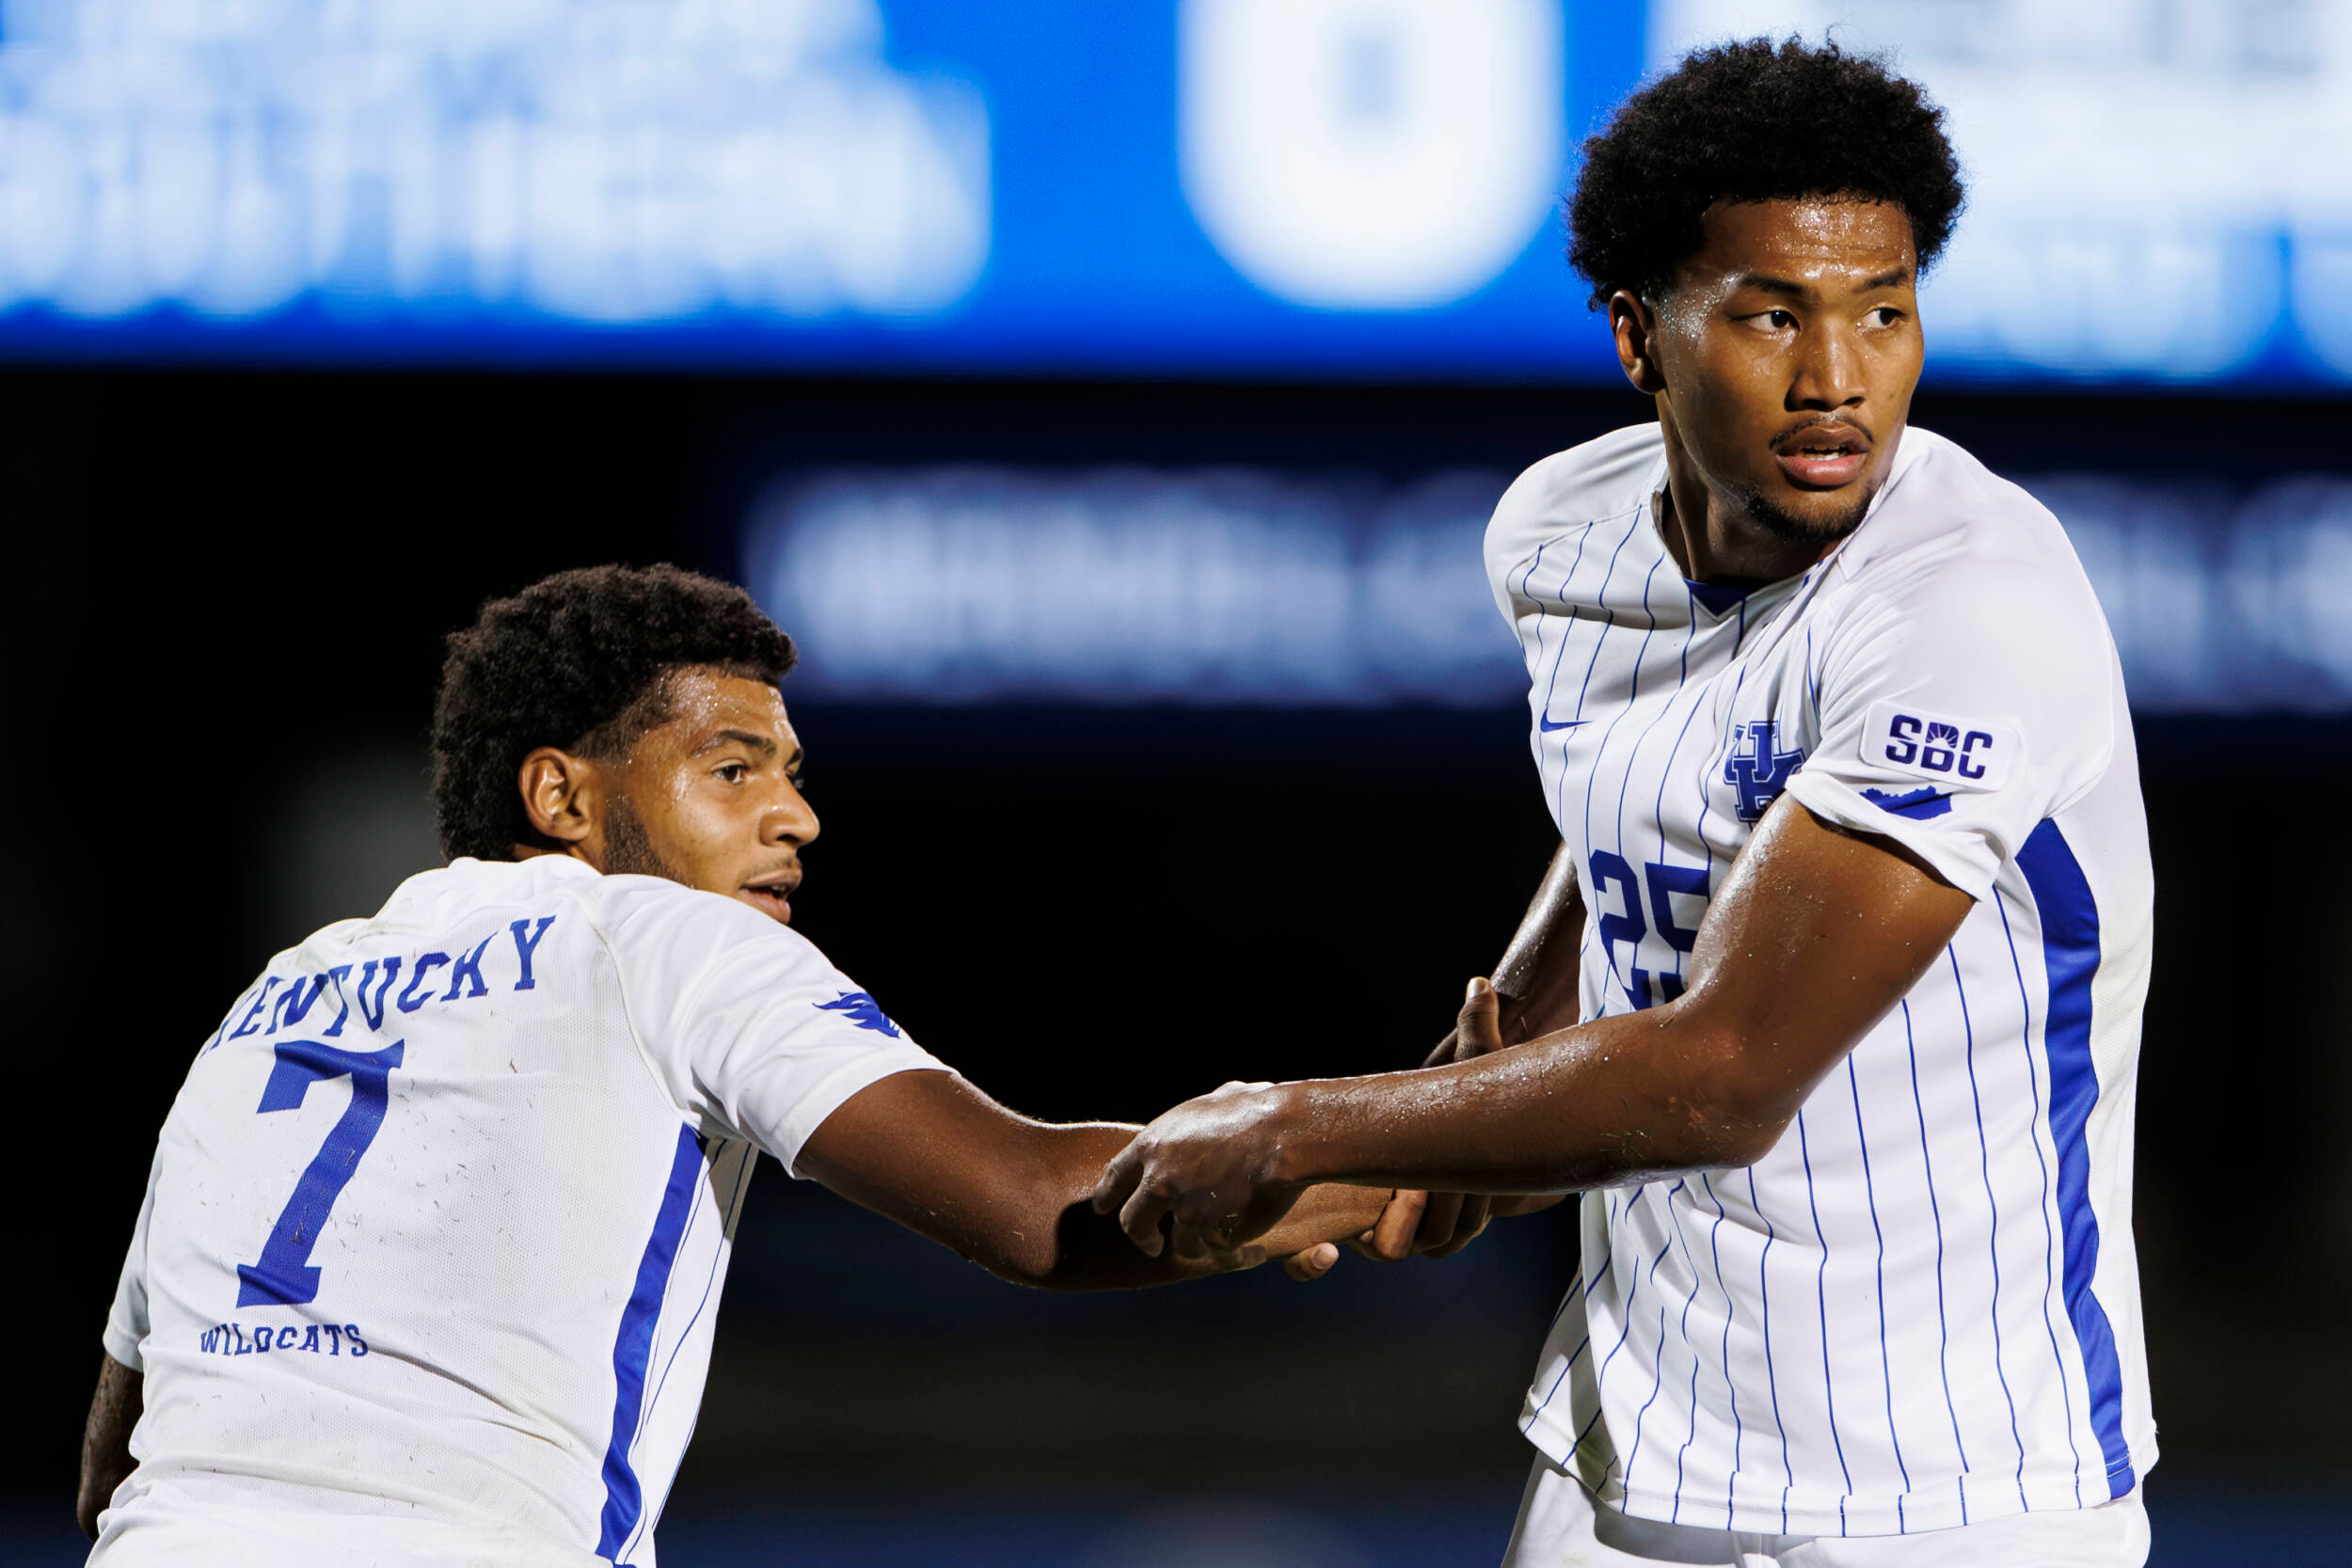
[1090,1080,1301,1261]
[1282,1242,1343,1281]
[1358,978,1559,1261]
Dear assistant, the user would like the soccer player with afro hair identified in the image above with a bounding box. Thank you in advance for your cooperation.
[1095,38,2158,1567]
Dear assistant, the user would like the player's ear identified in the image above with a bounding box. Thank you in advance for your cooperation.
[516,748,597,847]
[1610,290,1668,395]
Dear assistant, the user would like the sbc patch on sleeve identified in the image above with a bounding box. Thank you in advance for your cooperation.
[1861,700,2019,792]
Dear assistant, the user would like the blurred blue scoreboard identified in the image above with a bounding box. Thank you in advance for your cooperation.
[4,0,2350,387]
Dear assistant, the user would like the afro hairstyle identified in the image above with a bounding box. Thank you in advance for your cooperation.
[1566,37,1964,309]
[430,563,797,862]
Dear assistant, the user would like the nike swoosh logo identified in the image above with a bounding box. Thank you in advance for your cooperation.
[1538,717,1587,733]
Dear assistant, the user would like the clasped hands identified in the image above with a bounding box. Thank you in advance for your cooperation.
[1089,976,1563,1279]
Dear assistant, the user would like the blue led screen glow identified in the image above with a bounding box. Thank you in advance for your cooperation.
[744,466,2352,714]
[4,0,2351,386]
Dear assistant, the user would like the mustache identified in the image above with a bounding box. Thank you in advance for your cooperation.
[1772,415,1875,450]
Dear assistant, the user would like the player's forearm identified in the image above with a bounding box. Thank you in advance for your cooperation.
[801,1072,1386,1291]
[1273,1004,1782,1195]
[1488,842,1584,1037]
[1098,806,1975,1257]
[1277,814,1963,1193]
[77,1353,140,1541]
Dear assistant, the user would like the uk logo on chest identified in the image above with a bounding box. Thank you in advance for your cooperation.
[1723,719,1807,824]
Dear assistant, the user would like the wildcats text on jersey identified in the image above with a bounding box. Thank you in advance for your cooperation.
[100,857,952,1566]
[195,1322,369,1357]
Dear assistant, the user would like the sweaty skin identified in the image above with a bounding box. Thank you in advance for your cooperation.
[1094,198,1969,1261]
[77,668,1388,1539]
[1629,196,1923,585]
[1095,803,1969,1258]
[515,668,1384,1287]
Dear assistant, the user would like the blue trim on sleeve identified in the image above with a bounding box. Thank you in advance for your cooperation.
[596,1126,707,1561]
[2013,820,2137,1498]
[1859,784,1953,820]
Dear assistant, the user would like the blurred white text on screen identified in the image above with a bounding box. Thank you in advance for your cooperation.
[0,0,989,321]
[746,467,2352,713]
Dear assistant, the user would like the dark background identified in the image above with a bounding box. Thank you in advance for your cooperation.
[6,368,2348,1562]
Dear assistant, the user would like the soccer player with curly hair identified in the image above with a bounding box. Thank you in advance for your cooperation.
[1095,40,2156,1566]
[77,563,1391,1564]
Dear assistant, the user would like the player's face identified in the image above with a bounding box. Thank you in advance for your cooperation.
[1641,197,1923,546]
[601,669,818,927]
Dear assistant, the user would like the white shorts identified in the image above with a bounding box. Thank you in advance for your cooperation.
[1500,1455,2151,1568]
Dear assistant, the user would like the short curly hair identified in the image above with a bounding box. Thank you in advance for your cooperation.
[1567,38,1963,309]
[430,563,797,862]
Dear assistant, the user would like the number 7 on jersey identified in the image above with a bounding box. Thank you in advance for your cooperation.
[235,1038,405,1308]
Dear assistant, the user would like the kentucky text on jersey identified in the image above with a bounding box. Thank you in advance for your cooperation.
[95,856,950,1567]
[1485,424,2155,1538]
[205,914,562,1048]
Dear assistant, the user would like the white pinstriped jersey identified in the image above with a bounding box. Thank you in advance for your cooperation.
[94,855,948,1566]
[1489,424,2155,1537]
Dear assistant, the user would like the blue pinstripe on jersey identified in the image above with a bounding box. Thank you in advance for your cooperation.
[1621,1179,1692,1497]
[1527,1196,1622,1431]
[1993,884,2090,1504]
[1529,514,1616,837]
[1570,508,1651,723]
[1581,1227,1677,1454]
[1649,651,1716,995]
[1621,1291,1673,1491]
[1692,660,1749,876]
[1795,1111,1854,1529]
[1804,626,1822,724]
[1952,947,2032,1511]
[1583,554,1668,1001]
[1901,998,1972,1523]
[1697,1176,1747,1528]
[1748,1166,1793,1532]
[1847,1056,1914,1529]
[1652,1179,1711,1521]
[1552,510,1628,728]
[1562,512,1647,990]
[1597,555,1671,855]
[1521,541,1574,731]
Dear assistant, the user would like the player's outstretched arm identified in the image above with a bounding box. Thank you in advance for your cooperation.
[1092,799,1973,1259]
[795,1071,1393,1291]
[1365,841,1586,1261]
[77,1353,140,1540]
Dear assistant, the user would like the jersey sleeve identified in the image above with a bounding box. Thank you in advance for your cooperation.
[1782,554,2118,901]
[102,1145,166,1371]
[1484,457,1565,625]
[600,885,955,1173]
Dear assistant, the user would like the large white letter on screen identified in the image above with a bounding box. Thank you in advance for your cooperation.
[1180,0,1563,310]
